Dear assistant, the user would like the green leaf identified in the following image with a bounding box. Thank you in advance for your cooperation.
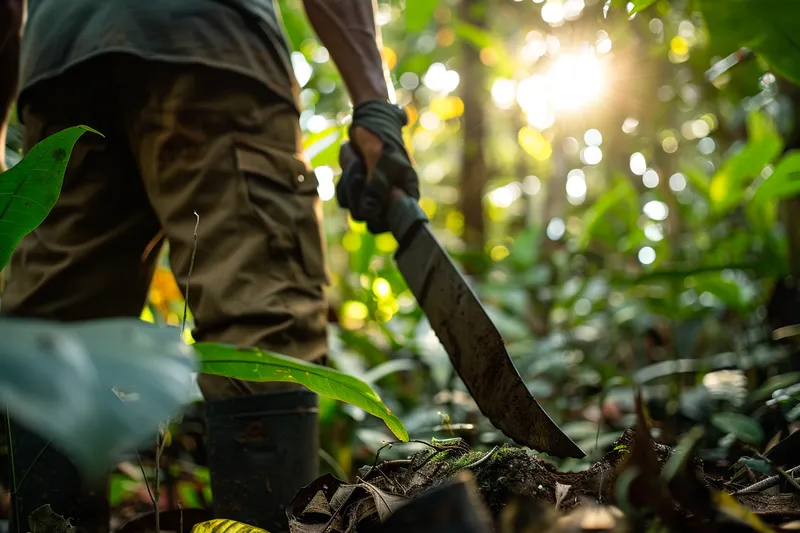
[508,225,542,270]
[709,111,782,214]
[695,275,746,313]
[405,0,441,32]
[682,165,712,201]
[579,178,637,249]
[749,371,800,403]
[661,425,705,483]
[698,0,800,85]
[710,412,764,445]
[628,0,659,15]
[304,126,343,168]
[193,342,409,442]
[1,318,198,480]
[751,151,800,208]
[0,125,100,270]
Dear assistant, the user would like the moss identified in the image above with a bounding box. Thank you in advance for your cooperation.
[451,450,489,469]
[491,443,522,461]
[426,450,456,464]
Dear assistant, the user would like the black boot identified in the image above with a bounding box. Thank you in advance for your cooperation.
[204,389,319,533]
[5,419,109,533]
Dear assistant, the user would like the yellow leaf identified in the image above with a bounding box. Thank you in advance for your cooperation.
[140,307,155,324]
[518,126,552,161]
[713,491,777,533]
[192,520,271,533]
[429,96,465,121]
[149,267,183,302]
[405,105,418,126]
[382,46,397,70]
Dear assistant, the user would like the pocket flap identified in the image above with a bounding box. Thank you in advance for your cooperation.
[234,139,318,195]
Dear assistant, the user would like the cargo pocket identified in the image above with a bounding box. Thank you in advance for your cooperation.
[234,139,330,286]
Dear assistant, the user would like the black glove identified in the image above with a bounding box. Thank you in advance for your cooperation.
[336,100,420,234]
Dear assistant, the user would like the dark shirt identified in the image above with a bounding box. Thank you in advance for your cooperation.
[20,0,296,106]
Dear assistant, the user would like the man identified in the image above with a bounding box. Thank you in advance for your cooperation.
[0,0,419,532]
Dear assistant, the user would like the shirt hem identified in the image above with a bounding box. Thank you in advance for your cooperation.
[18,48,298,123]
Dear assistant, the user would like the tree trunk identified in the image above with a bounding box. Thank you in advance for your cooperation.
[458,0,488,262]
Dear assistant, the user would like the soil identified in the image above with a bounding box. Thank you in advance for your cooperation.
[356,430,667,515]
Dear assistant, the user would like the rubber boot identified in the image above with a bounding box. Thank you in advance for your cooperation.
[204,390,319,533]
[5,420,109,533]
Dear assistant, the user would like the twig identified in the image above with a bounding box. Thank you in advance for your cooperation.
[734,464,800,495]
[12,439,52,494]
[178,501,184,533]
[365,442,394,477]
[154,421,171,533]
[320,486,356,533]
[6,408,20,533]
[362,439,443,480]
[182,211,200,335]
[136,452,156,506]
[773,323,800,341]
[742,445,800,495]
[459,445,498,471]
[362,466,406,495]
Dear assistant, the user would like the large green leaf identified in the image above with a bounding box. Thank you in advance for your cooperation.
[708,111,782,214]
[0,125,99,270]
[405,0,441,32]
[193,342,409,441]
[697,0,800,85]
[710,412,764,445]
[1,318,198,480]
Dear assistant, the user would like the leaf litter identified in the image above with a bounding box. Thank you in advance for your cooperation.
[285,396,800,533]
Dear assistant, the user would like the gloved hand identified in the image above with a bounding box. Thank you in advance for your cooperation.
[336,100,420,234]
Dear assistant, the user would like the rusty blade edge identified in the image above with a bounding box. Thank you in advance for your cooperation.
[395,226,585,459]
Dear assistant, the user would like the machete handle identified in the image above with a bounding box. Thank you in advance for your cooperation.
[386,188,428,243]
[338,141,428,242]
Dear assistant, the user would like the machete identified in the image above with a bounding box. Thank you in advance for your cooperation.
[339,144,584,459]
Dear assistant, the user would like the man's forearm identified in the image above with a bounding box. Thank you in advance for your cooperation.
[0,0,25,165]
[301,0,392,106]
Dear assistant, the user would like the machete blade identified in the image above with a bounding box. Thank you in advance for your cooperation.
[395,224,585,459]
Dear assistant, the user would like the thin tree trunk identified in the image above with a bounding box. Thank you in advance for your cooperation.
[459,0,488,262]
[778,80,800,278]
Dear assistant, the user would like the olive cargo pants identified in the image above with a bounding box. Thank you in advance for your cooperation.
[0,54,330,400]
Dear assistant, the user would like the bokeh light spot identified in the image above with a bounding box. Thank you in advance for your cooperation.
[643,200,669,221]
[669,173,687,192]
[372,278,392,299]
[642,169,659,188]
[547,217,566,240]
[638,246,656,265]
[490,245,510,262]
[629,152,647,175]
